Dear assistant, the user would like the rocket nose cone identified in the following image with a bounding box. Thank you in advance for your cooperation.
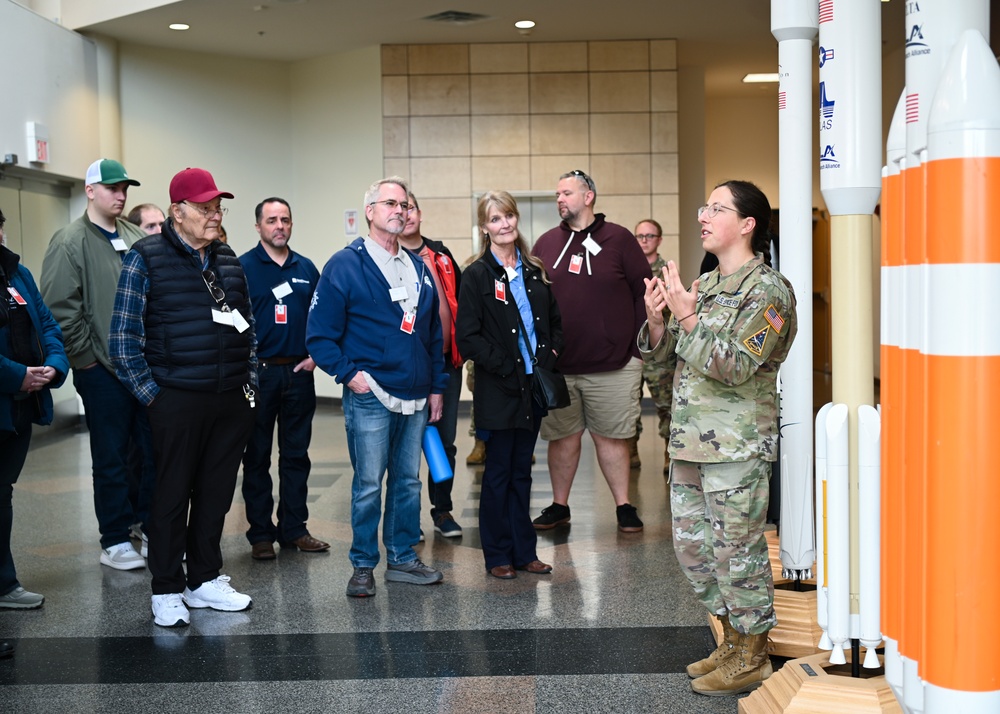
[928,29,1000,136]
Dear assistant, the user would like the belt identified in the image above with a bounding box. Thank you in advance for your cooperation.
[260,356,305,367]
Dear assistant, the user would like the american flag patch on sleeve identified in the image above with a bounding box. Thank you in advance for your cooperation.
[764,304,784,333]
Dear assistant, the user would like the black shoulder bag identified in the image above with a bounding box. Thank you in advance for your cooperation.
[512,291,570,410]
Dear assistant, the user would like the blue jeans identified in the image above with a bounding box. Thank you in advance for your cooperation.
[342,389,426,568]
[242,364,316,544]
[73,364,151,548]
[426,362,461,516]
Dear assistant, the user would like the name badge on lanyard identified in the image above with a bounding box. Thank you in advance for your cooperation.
[7,287,27,305]
[400,311,416,334]
[568,254,584,275]
[494,279,506,302]
[275,304,288,324]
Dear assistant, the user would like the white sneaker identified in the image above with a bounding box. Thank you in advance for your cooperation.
[100,541,146,571]
[151,593,190,627]
[182,575,252,612]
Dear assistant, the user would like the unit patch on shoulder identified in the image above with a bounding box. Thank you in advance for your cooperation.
[715,295,740,308]
[764,304,785,333]
[743,327,769,356]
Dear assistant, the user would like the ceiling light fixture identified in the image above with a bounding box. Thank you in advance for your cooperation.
[168,23,190,31]
[743,73,780,83]
[514,20,535,29]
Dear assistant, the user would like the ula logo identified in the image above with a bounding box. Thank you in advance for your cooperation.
[906,24,930,56]
[819,145,840,169]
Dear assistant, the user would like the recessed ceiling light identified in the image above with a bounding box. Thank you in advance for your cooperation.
[514,20,535,29]
[743,73,780,83]
[169,23,190,31]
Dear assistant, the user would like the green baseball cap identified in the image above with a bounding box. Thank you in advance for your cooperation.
[85,159,140,187]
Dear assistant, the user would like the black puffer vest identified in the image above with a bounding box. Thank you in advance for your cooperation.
[133,220,252,392]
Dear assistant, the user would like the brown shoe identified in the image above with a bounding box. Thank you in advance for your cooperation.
[489,564,516,579]
[281,534,330,553]
[251,541,276,560]
[466,438,486,465]
[516,560,552,574]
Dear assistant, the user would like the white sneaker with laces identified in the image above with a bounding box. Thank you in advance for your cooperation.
[100,541,146,571]
[182,575,252,612]
[151,593,190,627]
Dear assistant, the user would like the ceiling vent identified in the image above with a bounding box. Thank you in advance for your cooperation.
[422,10,491,25]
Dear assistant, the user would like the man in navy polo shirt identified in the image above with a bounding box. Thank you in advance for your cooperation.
[239,198,328,560]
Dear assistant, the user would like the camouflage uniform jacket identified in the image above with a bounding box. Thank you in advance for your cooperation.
[638,254,797,463]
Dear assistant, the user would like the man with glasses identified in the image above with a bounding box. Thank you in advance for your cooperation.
[239,197,328,560]
[41,159,151,572]
[530,170,651,533]
[631,219,673,474]
[307,176,447,598]
[110,168,256,628]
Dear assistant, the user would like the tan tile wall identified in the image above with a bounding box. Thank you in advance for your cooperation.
[382,40,679,264]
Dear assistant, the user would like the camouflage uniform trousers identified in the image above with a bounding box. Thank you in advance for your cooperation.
[669,458,776,635]
[635,360,673,438]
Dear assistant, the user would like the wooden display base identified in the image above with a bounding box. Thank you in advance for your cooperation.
[738,651,902,714]
[709,531,823,659]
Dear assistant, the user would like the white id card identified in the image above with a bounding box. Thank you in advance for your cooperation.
[272,281,293,300]
[582,236,602,255]
[212,309,234,326]
[504,266,517,281]
[110,238,128,252]
[231,309,250,333]
[389,286,408,302]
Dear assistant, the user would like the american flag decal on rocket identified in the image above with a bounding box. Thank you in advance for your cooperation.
[778,91,787,110]
[819,0,833,24]
[905,93,919,123]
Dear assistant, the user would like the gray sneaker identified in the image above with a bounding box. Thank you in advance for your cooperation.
[346,567,376,598]
[385,559,443,585]
[0,586,44,610]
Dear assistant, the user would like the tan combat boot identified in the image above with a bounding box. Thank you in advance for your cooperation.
[465,439,486,465]
[686,614,739,678]
[627,436,641,469]
[691,631,773,696]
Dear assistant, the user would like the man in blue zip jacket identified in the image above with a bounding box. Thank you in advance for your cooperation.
[306,177,447,598]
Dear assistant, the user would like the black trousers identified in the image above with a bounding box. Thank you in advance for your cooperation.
[145,387,254,594]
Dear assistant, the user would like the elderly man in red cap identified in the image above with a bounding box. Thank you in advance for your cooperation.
[110,168,256,628]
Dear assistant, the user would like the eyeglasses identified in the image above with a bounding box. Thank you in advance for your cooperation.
[202,269,226,304]
[568,169,595,193]
[697,203,741,219]
[636,234,661,241]
[184,202,228,218]
[369,199,411,212]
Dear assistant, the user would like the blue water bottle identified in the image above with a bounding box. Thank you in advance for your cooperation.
[423,425,454,483]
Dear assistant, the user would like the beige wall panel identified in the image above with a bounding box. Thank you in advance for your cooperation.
[590,113,650,154]
[472,115,530,156]
[596,194,651,234]
[408,44,469,75]
[470,43,528,74]
[650,39,678,70]
[660,234,681,268]
[651,112,679,153]
[651,71,678,112]
[383,117,409,157]
[590,154,651,195]
[589,40,649,71]
[438,237,477,267]
[652,193,681,236]
[419,197,476,240]
[589,72,650,113]
[410,157,471,198]
[410,116,470,157]
[652,153,679,194]
[529,42,588,72]
[471,156,531,192]
[382,76,409,117]
[530,73,589,114]
[530,114,590,155]
[383,158,411,183]
[409,75,470,116]
[530,155,591,191]
[471,73,529,115]
[382,45,408,75]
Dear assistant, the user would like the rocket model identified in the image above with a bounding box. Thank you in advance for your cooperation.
[815,0,882,670]
[771,0,818,582]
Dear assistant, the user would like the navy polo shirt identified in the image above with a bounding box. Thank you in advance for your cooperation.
[239,242,320,360]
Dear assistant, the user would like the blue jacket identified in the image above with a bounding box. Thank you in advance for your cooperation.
[0,246,69,433]
[306,237,447,400]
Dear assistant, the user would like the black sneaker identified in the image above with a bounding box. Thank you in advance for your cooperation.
[533,503,571,530]
[616,503,643,533]
[346,567,376,597]
[433,512,463,538]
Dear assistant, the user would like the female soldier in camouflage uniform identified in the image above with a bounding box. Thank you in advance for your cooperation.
[638,180,797,697]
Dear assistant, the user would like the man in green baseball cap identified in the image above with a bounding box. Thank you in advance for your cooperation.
[40,159,153,573]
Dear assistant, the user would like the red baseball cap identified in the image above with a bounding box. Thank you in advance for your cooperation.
[169,168,234,204]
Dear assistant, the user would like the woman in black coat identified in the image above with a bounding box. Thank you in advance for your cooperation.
[456,191,563,579]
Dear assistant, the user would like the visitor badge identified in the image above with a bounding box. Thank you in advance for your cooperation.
[582,236,601,255]
[569,254,584,275]
[110,238,128,252]
[275,304,287,324]
[389,286,408,302]
[7,287,27,305]
[495,280,506,302]
[231,309,250,333]
[272,281,293,300]
[400,311,416,334]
